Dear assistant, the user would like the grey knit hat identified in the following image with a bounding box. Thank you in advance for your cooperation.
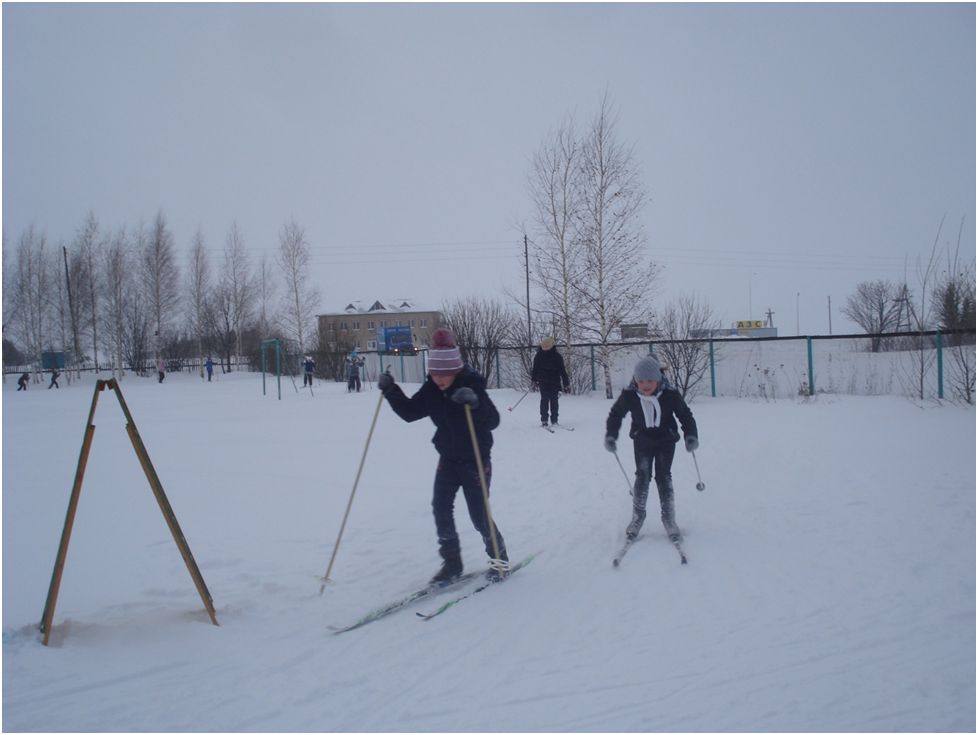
[633,356,663,382]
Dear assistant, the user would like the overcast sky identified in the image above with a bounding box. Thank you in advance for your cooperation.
[3,3,974,335]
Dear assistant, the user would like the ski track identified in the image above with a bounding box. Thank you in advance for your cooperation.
[2,374,974,731]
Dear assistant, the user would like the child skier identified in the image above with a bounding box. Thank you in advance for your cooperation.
[604,356,698,542]
[17,372,29,391]
[531,337,570,427]
[377,327,510,584]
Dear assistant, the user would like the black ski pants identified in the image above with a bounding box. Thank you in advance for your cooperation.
[632,440,677,522]
[539,383,560,424]
[432,456,506,561]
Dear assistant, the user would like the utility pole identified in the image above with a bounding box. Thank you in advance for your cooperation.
[827,295,833,335]
[62,246,82,378]
[524,234,532,346]
[796,292,800,335]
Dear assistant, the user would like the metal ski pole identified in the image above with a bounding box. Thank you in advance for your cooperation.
[463,404,506,571]
[319,390,385,594]
[613,451,634,495]
[507,388,531,412]
[691,450,706,491]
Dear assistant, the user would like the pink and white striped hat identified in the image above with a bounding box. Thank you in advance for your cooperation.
[428,328,463,376]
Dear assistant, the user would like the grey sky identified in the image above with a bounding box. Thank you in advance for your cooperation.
[3,3,974,335]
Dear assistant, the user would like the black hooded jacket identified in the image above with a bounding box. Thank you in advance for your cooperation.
[382,366,500,462]
[606,381,698,447]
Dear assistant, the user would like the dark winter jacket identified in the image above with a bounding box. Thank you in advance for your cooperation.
[606,381,698,448]
[531,348,569,389]
[383,366,500,462]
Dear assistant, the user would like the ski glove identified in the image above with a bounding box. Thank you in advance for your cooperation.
[451,386,479,409]
[684,435,699,453]
[604,435,617,453]
[377,372,395,393]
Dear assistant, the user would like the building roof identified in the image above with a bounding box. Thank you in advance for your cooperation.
[319,299,437,317]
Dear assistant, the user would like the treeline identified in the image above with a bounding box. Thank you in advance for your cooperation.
[2,211,321,379]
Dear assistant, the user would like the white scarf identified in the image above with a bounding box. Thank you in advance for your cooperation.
[638,392,661,428]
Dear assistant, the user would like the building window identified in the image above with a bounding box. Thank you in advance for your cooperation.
[353,321,360,330]
[367,320,375,330]
[420,319,427,328]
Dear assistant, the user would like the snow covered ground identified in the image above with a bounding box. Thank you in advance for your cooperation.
[2,370,975,732]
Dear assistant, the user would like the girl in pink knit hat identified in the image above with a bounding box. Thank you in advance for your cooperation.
[377,328,510,584]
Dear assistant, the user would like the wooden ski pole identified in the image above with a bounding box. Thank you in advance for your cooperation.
[463,404,503,564]
[319,390,384,594]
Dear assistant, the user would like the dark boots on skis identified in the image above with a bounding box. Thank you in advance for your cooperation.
[658,479,682,542]
[430,546,463,585]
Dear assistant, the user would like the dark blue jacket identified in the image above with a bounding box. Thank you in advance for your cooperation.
[383,366,500,462]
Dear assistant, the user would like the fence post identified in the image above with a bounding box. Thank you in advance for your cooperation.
[807,336,815,396]
[709,339,716,397]
[937,329,944,399]
[496,348,501,388]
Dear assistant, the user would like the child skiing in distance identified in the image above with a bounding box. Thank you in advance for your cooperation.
[604,356,698,543]
[531,337,570,427]
[377,327,510,584]
[17,372,29,391]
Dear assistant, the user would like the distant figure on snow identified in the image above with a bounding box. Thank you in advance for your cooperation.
[346,351,364,392]
[157,357,166,384]
[303,356,316,387]
[531,337,570,428]
[205,357,214,382]
[17,372,29,391]
[48,369,60,389]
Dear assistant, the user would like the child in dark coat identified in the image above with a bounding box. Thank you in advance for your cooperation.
[17,372,29,390]
[604,356,699,542]
[531,337,570,427]
[378,328,509,584]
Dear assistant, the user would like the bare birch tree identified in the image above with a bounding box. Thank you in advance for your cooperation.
[574,94,659,397]
[142,211,181,358]
[101,227,131,379]
[277,216,321,357]
[222,221,255,362]
[527,116,587,357]
[257,254,278,339]
[11,225,51,373]
[186,227,213,377]
[72,211,102,370]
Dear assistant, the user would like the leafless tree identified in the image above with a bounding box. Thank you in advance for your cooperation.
[654,294,721,400]
[223,221,255,362]
[277,216,321,355]
[186,227,213,377]
[930,217,976,404]
[842,280,902,352]
[897,217,945,401]
[526,115,587,362]
[10,225,51,373]
[256,254,279,339]
[101,227,132,379]
[141,211,181,358]
[574,93,659,397]
[441,296,519,381]
[72,211,102,370]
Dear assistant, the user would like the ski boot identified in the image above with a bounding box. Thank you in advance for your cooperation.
[658,479,682,543]
[430,547,463,586]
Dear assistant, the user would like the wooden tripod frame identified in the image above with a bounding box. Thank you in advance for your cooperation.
[39,379,219,645]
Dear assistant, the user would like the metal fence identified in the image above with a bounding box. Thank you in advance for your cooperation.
[492,331,976,403]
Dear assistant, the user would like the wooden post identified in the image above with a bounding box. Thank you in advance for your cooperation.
[40,381,106,645]
[39,379,218,646]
